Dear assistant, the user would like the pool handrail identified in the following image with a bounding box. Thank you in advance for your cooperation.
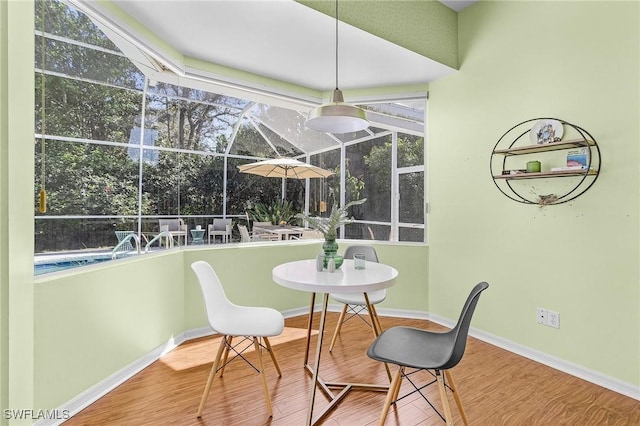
[111,233,141,259]
[144,230,174,253]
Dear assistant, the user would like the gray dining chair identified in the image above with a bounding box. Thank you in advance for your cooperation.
[367,281,489,425]
[329,245,386,352]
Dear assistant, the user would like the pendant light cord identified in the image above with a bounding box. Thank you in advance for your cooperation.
[334,0,339,90]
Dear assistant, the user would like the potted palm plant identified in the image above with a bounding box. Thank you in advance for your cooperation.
[296,199,366,269]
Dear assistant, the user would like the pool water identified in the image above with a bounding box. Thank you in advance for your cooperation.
[34,256,113,275]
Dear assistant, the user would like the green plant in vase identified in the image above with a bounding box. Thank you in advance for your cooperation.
[296,199,366,269]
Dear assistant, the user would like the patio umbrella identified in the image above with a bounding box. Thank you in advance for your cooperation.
[238,158,333,200]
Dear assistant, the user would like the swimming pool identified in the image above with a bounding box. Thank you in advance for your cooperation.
[34,255,114,275]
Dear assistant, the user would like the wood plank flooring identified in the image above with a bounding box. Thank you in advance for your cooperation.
[65,313,639,425]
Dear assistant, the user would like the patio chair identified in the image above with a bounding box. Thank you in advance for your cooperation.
[208,219,232,244]
[251,221,272,233]
[158,218,187,246]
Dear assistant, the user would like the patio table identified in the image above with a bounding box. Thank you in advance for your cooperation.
[252,224,305,240]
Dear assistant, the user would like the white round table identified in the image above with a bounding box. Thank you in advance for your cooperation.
[272,258,398,294]
[272,258,398,425]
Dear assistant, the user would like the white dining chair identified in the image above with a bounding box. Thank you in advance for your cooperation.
[329,245,387,352]
[191,261,284,418]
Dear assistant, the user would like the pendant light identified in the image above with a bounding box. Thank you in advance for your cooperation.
[305,0,369,133]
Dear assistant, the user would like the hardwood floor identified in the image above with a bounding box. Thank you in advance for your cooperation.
[66,313,639,425]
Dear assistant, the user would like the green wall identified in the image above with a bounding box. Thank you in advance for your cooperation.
[428,0,639,387]
[1,1,35,424]
[3,0,639,420]
[298,0,458,69]
[34,242,428,410]
[34,252,184,408]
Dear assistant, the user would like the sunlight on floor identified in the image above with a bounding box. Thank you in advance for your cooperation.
[160,327,318,371]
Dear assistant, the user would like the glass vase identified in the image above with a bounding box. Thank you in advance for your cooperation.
[322,237,343,269]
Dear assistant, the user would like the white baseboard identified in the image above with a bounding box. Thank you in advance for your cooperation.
[37,332,187,426]
[427,312,640,401]
[44,308,638,425]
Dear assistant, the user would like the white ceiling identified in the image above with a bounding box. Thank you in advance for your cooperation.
[109,0,469,94]
[439,0,477,13]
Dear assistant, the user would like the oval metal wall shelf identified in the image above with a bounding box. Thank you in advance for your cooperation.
[490,118,601,205]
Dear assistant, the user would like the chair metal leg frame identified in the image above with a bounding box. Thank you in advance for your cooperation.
[304,293,391,426]
[218,336,281,377]
[196,335,281,418]
[377,367,468,426]
[329,304,377,352]
[219,336,265,374]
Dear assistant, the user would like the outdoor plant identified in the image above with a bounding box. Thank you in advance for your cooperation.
[245,199,299,225]
[296,198,366,240]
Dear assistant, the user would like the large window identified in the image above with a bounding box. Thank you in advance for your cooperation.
[34,0,426,273]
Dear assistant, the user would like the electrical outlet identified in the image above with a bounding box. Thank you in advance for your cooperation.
[536,307,548,325]
[548,310,560,328]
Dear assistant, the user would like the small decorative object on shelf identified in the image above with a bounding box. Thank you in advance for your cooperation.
[502,169,527,175]
[490,118,601,205]
[566,148,589,169]
[531,119,563,144]
[526,161,541,173]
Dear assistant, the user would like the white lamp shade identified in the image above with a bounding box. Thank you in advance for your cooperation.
[306,104,369,133]
[305,89,369,133]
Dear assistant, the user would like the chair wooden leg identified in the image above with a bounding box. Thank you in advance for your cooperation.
[197,335,228,418]
[435,370,454,425]
[364,295,392,381]
[370,303,384,337]
[444,370,468,426]
[379,366,403,426]
[391,367,402,403]
[219,336,233,377]
[329,304,348,352]
[263,336,282,376]
[253,337,273,417]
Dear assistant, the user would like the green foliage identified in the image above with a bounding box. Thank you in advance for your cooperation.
[296,199,367,239]
[246,200,300,225]
[364,135,424,190]
[326,161,365,207]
